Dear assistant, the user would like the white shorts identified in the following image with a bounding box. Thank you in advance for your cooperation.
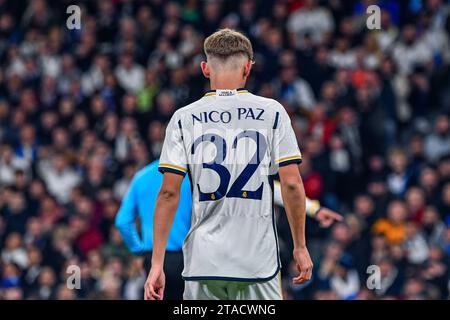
[183,273,282,300]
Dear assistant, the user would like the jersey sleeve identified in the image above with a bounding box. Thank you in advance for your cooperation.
[271,106,302,168]
[158,113,188,176]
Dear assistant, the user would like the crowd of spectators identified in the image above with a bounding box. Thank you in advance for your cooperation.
[1,0,450,300]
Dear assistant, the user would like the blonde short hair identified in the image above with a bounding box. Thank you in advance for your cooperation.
[204,28,254,63]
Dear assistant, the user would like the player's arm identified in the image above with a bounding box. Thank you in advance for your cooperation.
[145,112,187,300]
[273,180,342,228]
[271,104,313,284]
[144,172,183,300]
[278,163,313,284]
[274,179,319,216]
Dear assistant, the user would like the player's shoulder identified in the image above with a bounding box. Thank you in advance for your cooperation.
[246,93,287,113]
[170,97,209,120]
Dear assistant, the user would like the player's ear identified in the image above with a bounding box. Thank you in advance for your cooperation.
[201,61,210,78]
[243,60,252,78]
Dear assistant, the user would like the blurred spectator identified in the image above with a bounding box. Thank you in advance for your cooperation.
[392,24,433,75]
[330,255,360,300]
[373,200,408,244]
[115,52,145,94]
[38,153,81,204]
[0,144,30,185]
[1,233,28,269]
[287,0,334,48]
[424,114,450,162]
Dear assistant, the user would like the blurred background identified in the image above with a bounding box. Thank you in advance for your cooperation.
[1,0,450,300]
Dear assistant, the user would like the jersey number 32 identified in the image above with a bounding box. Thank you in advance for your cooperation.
[191,130,267,201]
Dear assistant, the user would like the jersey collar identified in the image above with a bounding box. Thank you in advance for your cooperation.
[204,88,249,97]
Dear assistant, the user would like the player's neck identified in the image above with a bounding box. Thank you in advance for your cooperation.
[209,74,247,91]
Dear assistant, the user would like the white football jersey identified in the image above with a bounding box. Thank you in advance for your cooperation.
[159,88,302,281]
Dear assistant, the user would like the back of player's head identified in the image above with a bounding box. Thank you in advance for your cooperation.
[204,28,254,69]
